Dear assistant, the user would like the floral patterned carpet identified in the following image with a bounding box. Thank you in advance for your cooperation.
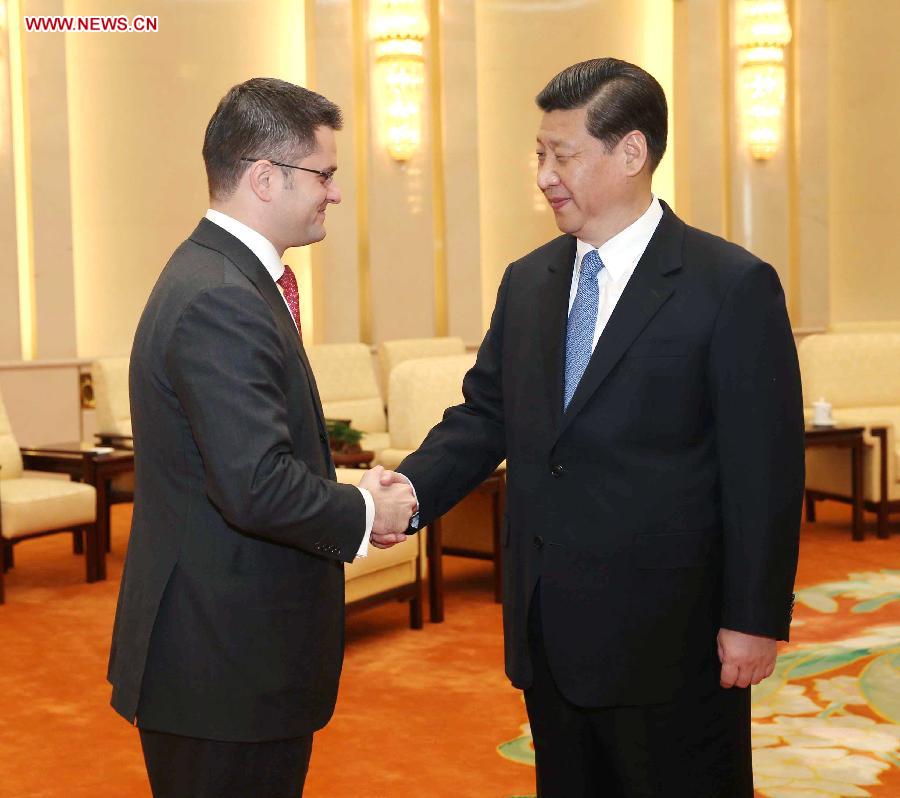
[1,501,897,797]
[497,568,900,798]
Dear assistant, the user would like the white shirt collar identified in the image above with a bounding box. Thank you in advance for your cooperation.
[574,195,663,282]
[205,209,285,283]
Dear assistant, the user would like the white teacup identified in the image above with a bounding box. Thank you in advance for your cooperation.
[813,399,834,426]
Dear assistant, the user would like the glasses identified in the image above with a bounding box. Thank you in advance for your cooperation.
[240,157,336,185]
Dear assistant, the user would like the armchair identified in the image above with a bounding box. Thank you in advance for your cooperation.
[306,344,390,459]
[800,333,900,538]
[379,354,505,621]
[0,392,100,604]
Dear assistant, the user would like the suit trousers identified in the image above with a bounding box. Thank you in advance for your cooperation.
[139,728,313,798]
[524,583,753,798]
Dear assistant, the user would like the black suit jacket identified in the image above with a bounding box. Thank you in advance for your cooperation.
[398,202,804,707]
[108,219,365,741]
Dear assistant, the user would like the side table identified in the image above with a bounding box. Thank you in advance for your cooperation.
[804,425,865,541]
[19,442,136,579]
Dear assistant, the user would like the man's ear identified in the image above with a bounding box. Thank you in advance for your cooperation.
[247,160,274,202]
[622,131,649,177]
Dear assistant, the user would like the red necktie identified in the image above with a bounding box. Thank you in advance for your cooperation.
[277,264,302,339]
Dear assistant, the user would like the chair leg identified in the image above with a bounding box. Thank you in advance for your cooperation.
[877,500,890,539]
[3,540,13,571]
[805,492,817,523]
[409,594,423,630]
[428,517,445,623]
[72,529,84,554]
[83,524,105,583]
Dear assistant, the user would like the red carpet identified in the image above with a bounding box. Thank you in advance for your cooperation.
[0,501,898,797]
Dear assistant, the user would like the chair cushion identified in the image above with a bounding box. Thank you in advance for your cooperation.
[92,357,132,436]
[798,334,900,409]
[0,392,24,480]
[321,398,387,434]
[345,535,419,580]
[0,478,96,538]
[377,337,465,397]
[387,354,476,450]
[307,343,387,434]
[360,432,391,458]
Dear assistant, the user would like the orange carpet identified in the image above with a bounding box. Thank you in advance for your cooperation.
[0,502,898,798]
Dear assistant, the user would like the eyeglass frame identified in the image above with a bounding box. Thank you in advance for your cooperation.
[240,157,336,185]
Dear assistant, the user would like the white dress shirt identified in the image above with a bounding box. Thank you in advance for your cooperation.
[205,209,373,558]
[569,195,663,351]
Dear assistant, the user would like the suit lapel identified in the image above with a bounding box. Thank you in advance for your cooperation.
[539,236,578,426]
[553,203,684,444]
[189,219,327,434]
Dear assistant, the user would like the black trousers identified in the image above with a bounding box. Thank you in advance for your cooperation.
[139,728,313,798]
[524,585,753,798]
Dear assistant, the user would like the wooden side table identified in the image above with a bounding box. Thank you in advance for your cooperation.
[426,469,506,623]
[19,442,136,578]
[804,425,866,541]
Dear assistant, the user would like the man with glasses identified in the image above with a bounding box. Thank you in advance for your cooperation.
[108,77,415,797]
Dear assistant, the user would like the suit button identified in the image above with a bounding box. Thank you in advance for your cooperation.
[550,464,563,478]
[320,432,328,443]
[533,535,544,549]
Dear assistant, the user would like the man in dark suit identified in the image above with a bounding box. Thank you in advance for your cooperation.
[107,78,416,797]
[393,58,804,796]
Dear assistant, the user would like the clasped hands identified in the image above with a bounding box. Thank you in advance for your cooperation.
[358,465,417,549]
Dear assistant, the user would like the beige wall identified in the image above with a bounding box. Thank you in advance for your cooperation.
[1,0,897,411]
[474,0,675,328]
[0,18,20,361]
[64,0,309,357]
[827,0,900,326]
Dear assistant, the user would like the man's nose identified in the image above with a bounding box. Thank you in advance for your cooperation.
[536,164,558,191]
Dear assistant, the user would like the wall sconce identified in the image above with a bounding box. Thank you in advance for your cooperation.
[369,0,429,163]
[735,0,792,161]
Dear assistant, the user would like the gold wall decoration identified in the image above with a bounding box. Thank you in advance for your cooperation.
[735,0,792,161]
[369,0,429,162]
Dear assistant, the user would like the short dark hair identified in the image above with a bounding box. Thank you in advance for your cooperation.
[536,58,667,172]
[202,77,343,199]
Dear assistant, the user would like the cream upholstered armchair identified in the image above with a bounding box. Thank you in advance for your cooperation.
[91,357,135,550]
[376,336,465,400]
[379,354,506,620]
[92,356,133,445]
[335,467,424,628]
[0,391,100,604]
[306,343,390,459]
[800,333,900,538]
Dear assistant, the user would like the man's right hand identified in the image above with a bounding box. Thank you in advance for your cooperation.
[359,466,417,548]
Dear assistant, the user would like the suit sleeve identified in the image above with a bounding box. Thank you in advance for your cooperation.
[165,283,365,563]
[397,265,512,526]
[709,261,805,640]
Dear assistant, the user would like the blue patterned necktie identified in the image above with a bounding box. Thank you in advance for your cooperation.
[564,249,604,411]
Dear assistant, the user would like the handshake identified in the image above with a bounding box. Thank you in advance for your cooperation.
[358,465,418,549]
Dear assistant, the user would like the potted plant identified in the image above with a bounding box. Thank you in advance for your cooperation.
[325,419,364,454]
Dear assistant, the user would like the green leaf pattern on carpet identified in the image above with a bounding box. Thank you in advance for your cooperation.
[498,569,900,797]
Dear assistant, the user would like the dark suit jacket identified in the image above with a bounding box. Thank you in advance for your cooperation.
[108,219,365,741]
[398,202,804,708]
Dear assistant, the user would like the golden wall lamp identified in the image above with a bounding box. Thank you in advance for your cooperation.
[369,0,429,162]
[735,0,793,161]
